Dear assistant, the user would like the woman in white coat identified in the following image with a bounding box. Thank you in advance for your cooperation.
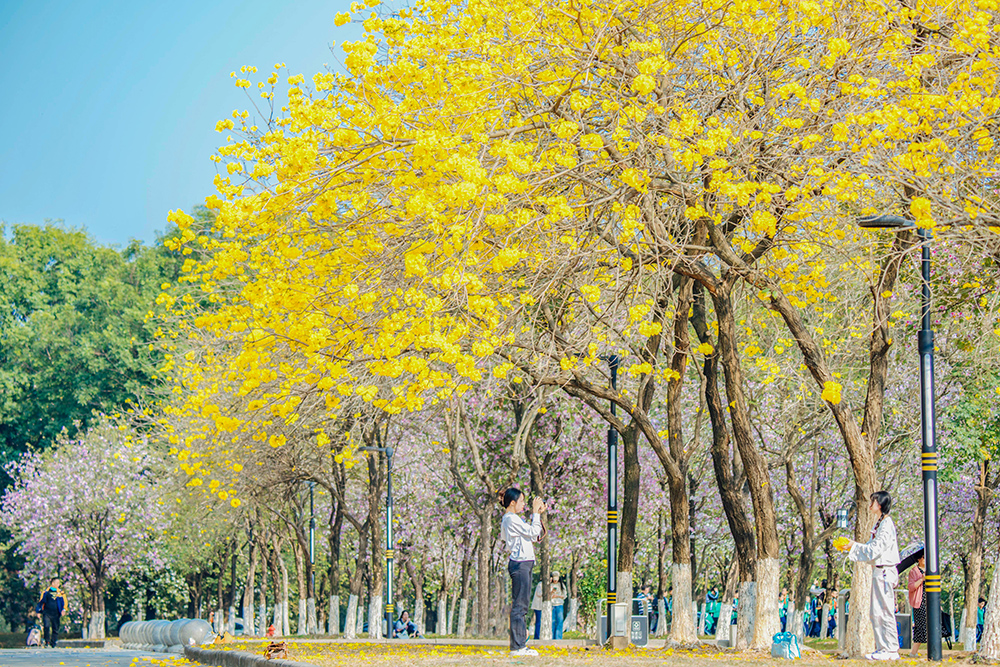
[840,491,901,661]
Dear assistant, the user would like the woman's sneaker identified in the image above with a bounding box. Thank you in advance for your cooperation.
[866,651,900,660]
[510,647,539,656]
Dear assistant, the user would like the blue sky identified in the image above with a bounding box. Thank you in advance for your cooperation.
[0,0,367,247]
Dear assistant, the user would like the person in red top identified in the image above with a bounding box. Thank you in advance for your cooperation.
[908,553,927,657]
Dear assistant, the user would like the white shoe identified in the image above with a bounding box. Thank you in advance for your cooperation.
[868,651,899,661]
[510,647,539,656]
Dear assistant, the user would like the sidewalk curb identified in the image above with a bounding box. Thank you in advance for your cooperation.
[184,645,315,667]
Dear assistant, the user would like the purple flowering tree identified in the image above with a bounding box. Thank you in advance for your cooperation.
[0,417,165,639]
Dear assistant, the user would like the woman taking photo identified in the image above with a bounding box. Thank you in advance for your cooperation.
[500,487,544,656]
[838,491,900,661]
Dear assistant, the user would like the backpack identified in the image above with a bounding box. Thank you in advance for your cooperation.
[26,627,41,647]
[771,631,801,659]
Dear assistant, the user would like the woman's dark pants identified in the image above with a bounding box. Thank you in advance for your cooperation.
[508,559,534,651]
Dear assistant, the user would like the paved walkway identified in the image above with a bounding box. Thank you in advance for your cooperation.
[0,647,170,667]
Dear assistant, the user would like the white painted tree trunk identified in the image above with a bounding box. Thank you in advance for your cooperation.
[343,595,358,639]
[298,598,307,634]
[329,595,340,635]
[617,570,633,608]
[357,597,366,635]
[655,598,668,637]
[735,580,756,650]
[229,605,237,634]
[669,563,697,644]
[844,563,874,657]
[698,601,707,636]
[963,607,976,650]
[821,603,830,639]
[272,602,282,635]
[447,599,454,635]
[245,598,255,637]
[369,595,383,639]
[457,598,468,637]
[258,602,266,634]
[413,596,424,634]
[307,597,317,634]
[437,596,448,635]
[540,599,553,640]
[977,560,1000,660]
[215,607,223,633]
[716,602,733,645]
[89,611,105,639]
[750,558,780,649]
[567,597,579,634]
[279,561,291,636]
[789,604,804,643]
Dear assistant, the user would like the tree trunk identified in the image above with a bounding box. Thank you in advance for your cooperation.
[977,548,1000,660]
[568,550,581,634]
[966,467,991,650]
[692,284,757,601]
[292,538,307,634]
[713,282,780,650]
[366,450,386,639]
[437,564,449,635]
[459,542,472,637]
[344,526,369,639]
[448,588,457,635]
[215,554,226,634]
[617,426,640,624]
[405,555,426,634]
[258,553,268,634]
[88,580,106,640]
[476,512,491,636]
[279,548,291,636]
[243,540,258,636]
[328,495,344,636]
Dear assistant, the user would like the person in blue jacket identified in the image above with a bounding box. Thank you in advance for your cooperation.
[37,578,66,648]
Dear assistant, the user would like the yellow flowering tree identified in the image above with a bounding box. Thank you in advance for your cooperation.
[160,0,1000,652]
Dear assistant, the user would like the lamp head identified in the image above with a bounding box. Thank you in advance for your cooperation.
[856,214,913,229]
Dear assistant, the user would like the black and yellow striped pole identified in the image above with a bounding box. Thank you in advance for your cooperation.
[385,447,395,640]
[606,356,621,613]
[917,226,942,662]
[858,216,942,661]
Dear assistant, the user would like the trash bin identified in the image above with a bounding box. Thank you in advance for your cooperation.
[897,613,912,649]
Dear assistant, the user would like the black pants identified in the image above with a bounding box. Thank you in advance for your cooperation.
[508,559,534,651]
[43,613,60,647]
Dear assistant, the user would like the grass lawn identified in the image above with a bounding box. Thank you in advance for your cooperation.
[208,641,974,667]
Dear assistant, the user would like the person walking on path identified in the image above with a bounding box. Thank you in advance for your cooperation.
[838,491,901,661]
[501,488,544,657]
[37,578,66,648]
[908,553,928,657]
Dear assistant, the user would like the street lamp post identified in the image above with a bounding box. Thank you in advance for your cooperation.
[358,445,394,639]
[857,214,942,661]
[309,480,316,634]
[605,355,621,608]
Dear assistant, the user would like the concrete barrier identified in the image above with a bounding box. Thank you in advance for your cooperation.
[121,618,213,653]
[183,645,315,667]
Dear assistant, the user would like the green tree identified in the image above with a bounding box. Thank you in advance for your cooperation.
[0,222,185,470]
